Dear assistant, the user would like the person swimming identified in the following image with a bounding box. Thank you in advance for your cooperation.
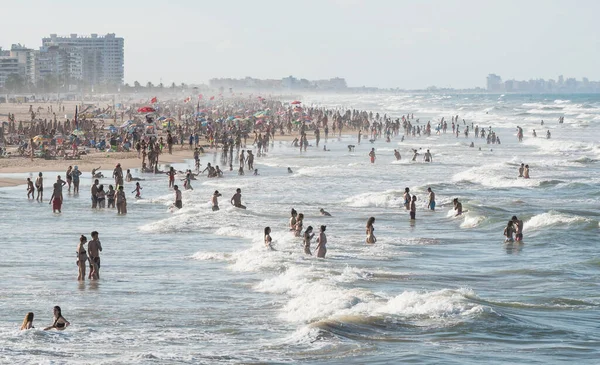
[43,306,69,331]
[319,208,332,216]
[366,217,376,244]
[264,227,274,250]
[20,312,34,330]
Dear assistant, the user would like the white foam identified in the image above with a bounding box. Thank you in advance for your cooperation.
[523,211,594,231]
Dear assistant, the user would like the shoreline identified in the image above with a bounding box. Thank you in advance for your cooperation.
[0,133,311,187]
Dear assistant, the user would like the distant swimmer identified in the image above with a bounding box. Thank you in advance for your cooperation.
[469,142,474,148]
[369,148,376,163]
[403,187,411,210]
[366,217,376,244]
[546,130,551,139]
[410,195,417,220]
[427,187,435,211]
[287,167,293,173]
[126,169,144,182]
[26,178,34,199]
[424,149,432,162]
[264,227,274,250]
[303,226,315,255]
[453,198,463,216]
[532,129,537,138]
[238,166,244,175]
[394,149,401,160]
[253,169,259,176]
[20,312,34,330]
[315,225,327,258]
[43,306,70,331]
[518,163,525,177]
[523,164,530,179]
[504,220,514,242]
[230,188,246,209]
[212,190,222,211]
[347,145,355,152]
[319,208,332,217]
[512,215,524,241]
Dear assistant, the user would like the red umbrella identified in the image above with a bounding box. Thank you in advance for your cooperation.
[291,100,302,105]
[137,106,156,113]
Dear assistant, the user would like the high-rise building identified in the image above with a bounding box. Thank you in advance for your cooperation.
[0,48,20,88]
[486,74,503,92]
[41,33,124,86]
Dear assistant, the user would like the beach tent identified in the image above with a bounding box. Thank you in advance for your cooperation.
[291,101,302,105]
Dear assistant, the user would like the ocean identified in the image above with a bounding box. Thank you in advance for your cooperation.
[0,93,599,364]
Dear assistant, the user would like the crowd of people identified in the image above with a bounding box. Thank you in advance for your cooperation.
[17,97,543,332]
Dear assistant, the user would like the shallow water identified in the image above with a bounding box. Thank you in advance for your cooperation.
[1,93,599,364]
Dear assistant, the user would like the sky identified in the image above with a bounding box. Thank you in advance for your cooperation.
[1,0,599,89]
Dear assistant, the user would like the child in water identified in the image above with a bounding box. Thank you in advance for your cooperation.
[131,182,142,199]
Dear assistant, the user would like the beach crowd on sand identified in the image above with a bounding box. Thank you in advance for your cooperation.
[2,94,541,331]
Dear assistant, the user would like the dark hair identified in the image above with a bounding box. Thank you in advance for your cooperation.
[306,226,313,232]
[320,225,326,232]
[80,235,87,242]
[367,217,375,227]
[53,306,62,317]
[405,187,410,192]
[511,216,518,220]
[91,231,98,237]
[264,227,271,235]
[291,208,297,216]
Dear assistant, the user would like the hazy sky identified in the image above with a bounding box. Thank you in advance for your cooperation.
[2,0,599,89]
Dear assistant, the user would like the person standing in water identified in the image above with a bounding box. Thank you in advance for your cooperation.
[394,149,401,160]
[523,164,530,179]
[43,306,69,331]
[410,195,417,220]
[173,185,182,209]
[35,172,44,202]
[504,220,514,242]
[49,180,64,213]
[453,198,463,216]
[518,163,525,177]
[71,166,82,194]
[512,215,524,241]
[212,190,222,211]
[315,225,327,258]
[230,188,246,209]
[289,209,298,231]
[76,235,88,281]
[427,187,436,211]
[91,179,99,208]
[294,213,304,237]
[88,231,102,280]
[303,226,315,255]
[369,148,376,163]
[264,227,274,250]
[131,182,142,199]
[26,178,35,199]
[424,149,433,162]
[403,187,411,210]
[366,217,376,244]
[115,186,127,214]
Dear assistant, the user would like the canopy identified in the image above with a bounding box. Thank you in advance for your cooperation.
[291,100,302,105]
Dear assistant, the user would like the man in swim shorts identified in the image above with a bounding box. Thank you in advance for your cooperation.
[88,231,102,280]
[427,187,436,211]
[230,188,246,209]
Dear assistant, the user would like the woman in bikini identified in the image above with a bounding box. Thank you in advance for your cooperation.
[289,209,297,231]
[294,213,304,237]
[366,217,377,244]
[303,226,314,255]
[44,306,70,331]
[20,312,35,330]
[315,225,327,258]
[77,235,88,280]
[264,227,274,250]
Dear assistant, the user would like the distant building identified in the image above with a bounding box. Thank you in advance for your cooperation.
[210,76,348,91]
[486,74,503,92]
[0,52,19,88]
[42,33,124,86]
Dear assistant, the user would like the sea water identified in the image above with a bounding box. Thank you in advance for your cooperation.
[0,93,599,364]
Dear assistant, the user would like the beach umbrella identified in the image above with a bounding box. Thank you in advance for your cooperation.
[291,101,302,105]
[71,129,86,136]
[137,106,156,113]
[33,135,51,143]
[157,116,167,121]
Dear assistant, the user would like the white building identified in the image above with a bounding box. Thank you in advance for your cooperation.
[0,50,20,88]
[42,33,124,86]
